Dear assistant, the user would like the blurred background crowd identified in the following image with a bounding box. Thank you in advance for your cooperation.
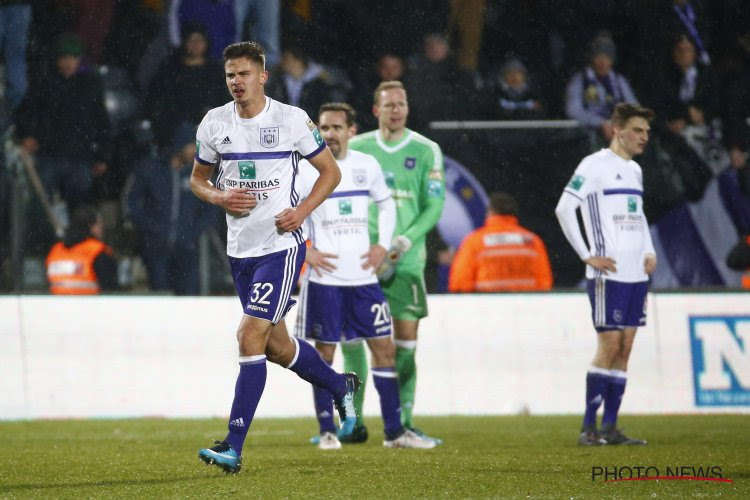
[1,0,749,295]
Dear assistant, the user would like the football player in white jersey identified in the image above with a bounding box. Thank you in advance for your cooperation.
[190,41,359,474]
[556,103,657,446]
[294,103,435,450]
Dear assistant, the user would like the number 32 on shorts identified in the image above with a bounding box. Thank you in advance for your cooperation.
[251,283,273,304]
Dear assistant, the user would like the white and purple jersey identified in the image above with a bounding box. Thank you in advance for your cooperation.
[195,97,326,258]
[297,149,395,286]
[556,148,656,282]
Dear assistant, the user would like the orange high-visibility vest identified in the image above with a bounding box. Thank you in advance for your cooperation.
[448,215,553,292]
[46,238,110,295]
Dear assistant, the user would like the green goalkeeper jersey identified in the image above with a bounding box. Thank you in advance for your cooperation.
[349,128,445,277]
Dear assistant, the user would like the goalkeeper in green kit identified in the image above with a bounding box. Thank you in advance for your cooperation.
[344,81,445,444]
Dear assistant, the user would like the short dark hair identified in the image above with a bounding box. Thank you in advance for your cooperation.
[373,80,406,105]
[64,205,100,247]
[319,102,356,127]
[611,103,655,127]
[489,192,519,216]
[223,41,265,69]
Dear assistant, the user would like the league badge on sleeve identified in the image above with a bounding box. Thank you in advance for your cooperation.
[312,127,324,147]
[567,174,585,190]
[260,127,279,148]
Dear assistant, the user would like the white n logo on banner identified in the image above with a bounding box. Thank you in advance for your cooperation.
[690,316,750,406]
[695,321,750,389]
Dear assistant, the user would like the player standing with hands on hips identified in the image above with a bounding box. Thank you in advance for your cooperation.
[555,103,657,446]
[190,41,359,474]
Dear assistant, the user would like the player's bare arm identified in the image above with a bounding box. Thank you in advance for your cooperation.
[275,148,341,232]
[190,161,257,217]
[584,255,617,274]
[306,246,338,276]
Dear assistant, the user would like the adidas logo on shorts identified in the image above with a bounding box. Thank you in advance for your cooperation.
[221,136,232,144]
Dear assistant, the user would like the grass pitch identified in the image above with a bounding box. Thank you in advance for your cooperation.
[0,415,747,498]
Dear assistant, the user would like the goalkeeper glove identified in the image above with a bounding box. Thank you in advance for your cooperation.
[375,236,411,282]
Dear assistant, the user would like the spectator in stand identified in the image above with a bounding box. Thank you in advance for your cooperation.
[482,57,545,120]
[46,205,117,295]
[14,33,110,211]
[265,46,338,120]
[125,123,219,295]
[667,0,712,66]
[55,0,115,65]
[168,0,235,62]
[407,33,477,130]
[145,23,227,150]
[722,30,750,179]
[565,32,637,145]
[651,34,718,137]
[448,192,552,292]
[0,1,32,117]
[353,53,409,131]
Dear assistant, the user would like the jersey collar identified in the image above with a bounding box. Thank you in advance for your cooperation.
[375,129,413,153]
[233,96,271,123]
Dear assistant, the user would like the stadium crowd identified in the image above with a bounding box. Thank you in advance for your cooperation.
[0,0,749,293]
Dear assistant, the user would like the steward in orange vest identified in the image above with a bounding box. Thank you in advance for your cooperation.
[726,234,750,289]
[448,192,553,292]
[45,206,117,294]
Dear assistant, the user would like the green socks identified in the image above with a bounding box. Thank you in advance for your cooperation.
[395,344,417,428]
[341,340,368,427]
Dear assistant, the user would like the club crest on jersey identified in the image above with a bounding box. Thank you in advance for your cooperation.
[352,168,367,187]
[260,127,279,148]
[404,157,416,170]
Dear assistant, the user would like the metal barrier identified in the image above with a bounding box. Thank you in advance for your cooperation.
[427,120,593,287]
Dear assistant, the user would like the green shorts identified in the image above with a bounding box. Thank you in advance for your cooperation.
[382,273,428,321]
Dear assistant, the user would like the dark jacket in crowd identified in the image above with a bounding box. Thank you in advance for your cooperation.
[14,66,110,161]
[126,152,220,294]
[651,62,719,123]
[483,81,546,120]
[127,157,217,249]
[145,53,227,149]
[264,67,334,121]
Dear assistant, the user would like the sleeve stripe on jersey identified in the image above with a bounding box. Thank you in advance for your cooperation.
[562,188,584,201]
[328,190,369,199]
[603,188,643,196]
[222,151,292,160]
[195,154,215,166]
[290,152,300,207]
[302,142,326,160]
[587,193,606,278]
